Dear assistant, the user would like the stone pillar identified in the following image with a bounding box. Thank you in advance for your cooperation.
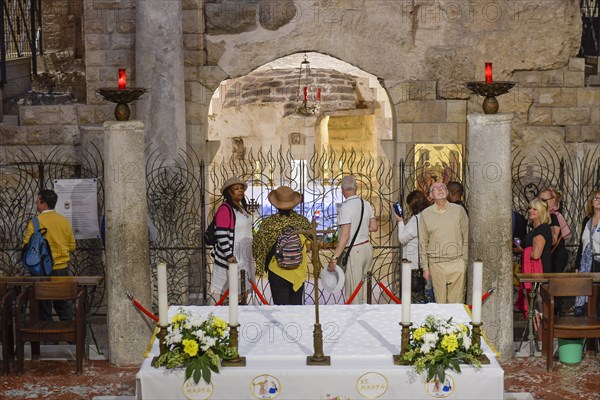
[466,113,514,360]
[135,0,186,160]
[104,121,152,366]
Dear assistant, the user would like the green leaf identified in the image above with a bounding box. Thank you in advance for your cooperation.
[450,359,460,372]
[437,364,445,384]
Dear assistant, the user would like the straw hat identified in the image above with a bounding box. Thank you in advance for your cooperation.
[268,186,302,210]
[221,177,247,194]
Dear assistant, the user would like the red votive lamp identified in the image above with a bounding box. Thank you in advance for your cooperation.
[118,69,127,90]
[303,86,307,101]
[485,62,493,84]
[317,88,321,102]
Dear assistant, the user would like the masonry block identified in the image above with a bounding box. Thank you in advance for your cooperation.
[552,107,590,125]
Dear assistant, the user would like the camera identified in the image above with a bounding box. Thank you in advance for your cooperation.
[393,202,403,217]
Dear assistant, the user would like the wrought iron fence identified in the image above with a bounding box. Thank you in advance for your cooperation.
[175,146,405,306]
[511,144,600,270]
[1,0,42,83]
[0,145,106,314]
[1,143,598,317]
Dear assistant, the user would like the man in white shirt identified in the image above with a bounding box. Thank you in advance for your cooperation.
[327,176,378,304]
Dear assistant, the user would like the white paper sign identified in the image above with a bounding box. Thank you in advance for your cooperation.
[53,179,101,240]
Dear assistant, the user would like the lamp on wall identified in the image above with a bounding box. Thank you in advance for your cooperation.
[295,53,321,116]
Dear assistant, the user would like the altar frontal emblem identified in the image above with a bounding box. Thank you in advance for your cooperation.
[250,374,281,399]
[182,377,214,400]
[425,374,455,398]
[356,372,388,398]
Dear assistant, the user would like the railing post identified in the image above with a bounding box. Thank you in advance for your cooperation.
[38,161,45,190]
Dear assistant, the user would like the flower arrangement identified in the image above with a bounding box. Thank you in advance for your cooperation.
[402,315,483,383]
[154,309,237,385]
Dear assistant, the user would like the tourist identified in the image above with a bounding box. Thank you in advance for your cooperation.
[211,177,255,298]
[252,186,311,305]
[574,190,600,316]
[418,182,468,304]
[327,175,377,304]
[447,181,468,214]
[515,198,553,273]
[539,187,571,273]
[394,190,434,302]
[22,189,76,321]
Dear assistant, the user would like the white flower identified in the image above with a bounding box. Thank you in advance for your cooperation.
[193,329,205,341]
[188,315,204,328]
[424,332,438,345]
[463,335,472,350]
[166,332,183,345]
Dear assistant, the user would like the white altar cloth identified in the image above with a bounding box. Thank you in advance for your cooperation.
[136,304,503,399]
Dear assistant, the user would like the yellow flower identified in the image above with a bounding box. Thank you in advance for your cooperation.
[182,339,199,357]
[172,313,187,324]
[413,327,427,341]
[441,334,459,352]
[458,323,468,333]
[213,317,228,333]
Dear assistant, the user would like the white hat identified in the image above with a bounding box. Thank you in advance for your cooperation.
[321,266,345,293]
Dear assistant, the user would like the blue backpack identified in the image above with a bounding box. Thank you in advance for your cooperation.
[22,216,54,276]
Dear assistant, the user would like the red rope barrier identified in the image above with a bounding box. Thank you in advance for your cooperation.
[216,289,229,306]
[249,280,269,305]
[345,281,364,304]
[125,290,158,322]
[376,280,401,304]
[468,288,496,310]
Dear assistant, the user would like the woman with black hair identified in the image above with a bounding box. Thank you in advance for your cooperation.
[211,177,255,297]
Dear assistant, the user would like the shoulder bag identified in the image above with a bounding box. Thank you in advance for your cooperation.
[337,199,364,272]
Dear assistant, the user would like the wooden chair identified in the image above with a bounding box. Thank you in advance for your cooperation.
[1,286,16,375]
[15,281,85,375]
[540,278,600,371]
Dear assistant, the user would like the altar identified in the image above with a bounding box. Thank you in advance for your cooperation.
[136,304,503,399]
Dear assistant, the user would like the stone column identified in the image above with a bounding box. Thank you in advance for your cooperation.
[104,120,152,366]
[466,113,514,360]
[135,0,186,160]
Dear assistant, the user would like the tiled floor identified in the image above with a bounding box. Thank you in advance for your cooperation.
[1,342,598,400]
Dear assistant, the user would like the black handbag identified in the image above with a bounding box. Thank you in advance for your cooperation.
[411,268,426,293]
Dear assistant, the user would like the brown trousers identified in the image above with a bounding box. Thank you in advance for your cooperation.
[428,258,466,304]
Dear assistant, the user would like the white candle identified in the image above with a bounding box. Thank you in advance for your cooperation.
[401,261,412,324]
[472,261,483,324]
[228,262,239,325]
[157,261,168,327]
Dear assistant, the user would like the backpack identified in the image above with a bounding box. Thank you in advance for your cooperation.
[275,227,303,269]
[204,203,235,246]
[22,216,54,276]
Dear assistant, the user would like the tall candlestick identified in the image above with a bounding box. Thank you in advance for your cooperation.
[484,63,493,84]
[228,262,239,325]
[472,261,483,324]
[157,261,168,326]
[118,69,127,90]
[401,260,412,323]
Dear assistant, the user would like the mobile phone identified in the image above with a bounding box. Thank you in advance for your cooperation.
[393,202,403,217]
[513,238,521,247]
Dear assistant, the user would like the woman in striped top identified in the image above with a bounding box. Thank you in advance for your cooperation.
[211,177,255,297]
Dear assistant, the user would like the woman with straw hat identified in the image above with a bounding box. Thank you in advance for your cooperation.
[211,177,255,297]
[253,186,311,305]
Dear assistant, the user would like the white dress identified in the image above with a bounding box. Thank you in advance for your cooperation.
[211,209,256,294]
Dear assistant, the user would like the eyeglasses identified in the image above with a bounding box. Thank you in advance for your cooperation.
[593,196,600,201]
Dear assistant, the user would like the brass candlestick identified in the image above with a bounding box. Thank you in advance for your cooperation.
[302,219,334,366]
[151,325,168,366]
[393,322,413,365]
[222,323,246,367]
[470,322,490,364]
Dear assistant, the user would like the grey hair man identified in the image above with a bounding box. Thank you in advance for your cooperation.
[327,175,378,304]
[418,181,469,303]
